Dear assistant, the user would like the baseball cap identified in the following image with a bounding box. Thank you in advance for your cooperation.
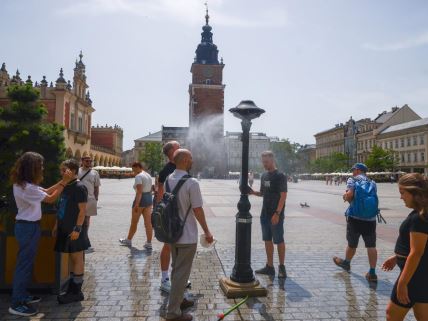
[351,163,368,172]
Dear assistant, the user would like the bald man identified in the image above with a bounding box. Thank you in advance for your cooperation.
[165,149,213,321]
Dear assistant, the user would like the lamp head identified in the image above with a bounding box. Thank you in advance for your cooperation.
[229,100,265,120]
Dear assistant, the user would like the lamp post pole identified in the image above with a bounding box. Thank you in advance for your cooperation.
[220,100,267,298]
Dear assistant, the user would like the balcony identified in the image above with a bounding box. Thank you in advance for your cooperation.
[66,129,90,145]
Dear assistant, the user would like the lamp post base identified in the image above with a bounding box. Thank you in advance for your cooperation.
[219,276,267,298]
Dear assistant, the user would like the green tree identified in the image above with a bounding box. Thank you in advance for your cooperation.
[0,85,65,228]
[270,139,300,174]
[366,146,398,172]
[310,152,349,173]
[139,142,163,176]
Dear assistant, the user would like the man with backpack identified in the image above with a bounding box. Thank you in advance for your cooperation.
[333,162,379,283]
[155,149,213,321]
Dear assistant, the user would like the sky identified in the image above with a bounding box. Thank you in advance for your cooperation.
[1,0,427,150]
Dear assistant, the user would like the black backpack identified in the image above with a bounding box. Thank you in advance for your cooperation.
[151,175,191,243]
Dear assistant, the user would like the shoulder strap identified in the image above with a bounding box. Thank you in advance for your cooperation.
[171,174,191,195]
[79,169,91,181]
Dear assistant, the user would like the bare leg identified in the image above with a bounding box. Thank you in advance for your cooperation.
[70,251,84,275]
[265,241,274,266]
[141,206,153,243]
[277,242,286,265]
[386,301,409,321]
[413,303,428,321]
[160,243,171,272]
[345,246,356,261]
[367,247,377,269]
[126,208,142,240]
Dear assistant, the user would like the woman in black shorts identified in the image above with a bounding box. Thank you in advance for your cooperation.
[382,173,428,321]
[53,159,89,304]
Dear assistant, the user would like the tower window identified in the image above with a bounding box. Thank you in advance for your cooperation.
[204,79,212,85]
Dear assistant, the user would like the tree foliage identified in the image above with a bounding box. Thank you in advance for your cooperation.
[310,152,349,173]
[0,85,65,217]
[270,139,301,174]
[366,146,398,172]
[139,142,163,176]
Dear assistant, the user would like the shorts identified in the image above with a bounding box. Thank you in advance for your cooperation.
[260,215,284,244]
[346,216,376,248]
[132,192,153,208]
[54,225,90,253]
[85,199,98,216]
[391,257,428,308]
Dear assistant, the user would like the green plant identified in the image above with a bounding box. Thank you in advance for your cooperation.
[0,84,65,234]
[139,142,163,176]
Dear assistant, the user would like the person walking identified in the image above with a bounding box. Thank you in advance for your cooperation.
[54,159,90,304]
[382,173,428,321]
[249,151,288,278]
[78,156,100,253]
[165,149,213,321]
[119,162,153,249]
[8,152,73,316]
[156,141,181,292]
[333,162,379,283]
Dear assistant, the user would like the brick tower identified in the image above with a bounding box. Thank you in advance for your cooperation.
[188,7,226,177]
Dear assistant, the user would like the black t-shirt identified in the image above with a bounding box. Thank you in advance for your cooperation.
[395,210,428,265]
[57,180,88,233]
[260,170,287,217]
[158,162,176,184]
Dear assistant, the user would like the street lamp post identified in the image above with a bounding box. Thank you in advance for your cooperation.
[219,100,267,298]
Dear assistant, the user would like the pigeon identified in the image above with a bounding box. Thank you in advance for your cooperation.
[300,202,310,208]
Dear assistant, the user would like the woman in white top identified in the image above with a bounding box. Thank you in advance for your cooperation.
[119,162,153,249]
[9,151,72,317]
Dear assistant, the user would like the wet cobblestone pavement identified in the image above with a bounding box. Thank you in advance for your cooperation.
[1,179,416,320]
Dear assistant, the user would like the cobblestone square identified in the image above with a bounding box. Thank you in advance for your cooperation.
[1,179,417,320]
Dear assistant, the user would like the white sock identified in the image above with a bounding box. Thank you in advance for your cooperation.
[161,271,169,281]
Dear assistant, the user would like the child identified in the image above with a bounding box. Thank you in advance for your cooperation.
[9,152,72,316]
[53,158,89,304]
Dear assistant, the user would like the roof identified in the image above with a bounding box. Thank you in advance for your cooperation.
[374,107,400,123]
[380,118,428,135]
[314,124,344,136]
[135,130,162,142]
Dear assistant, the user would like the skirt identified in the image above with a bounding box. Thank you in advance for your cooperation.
[54,226,91,253]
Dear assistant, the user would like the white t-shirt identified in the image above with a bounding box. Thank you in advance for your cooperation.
[13,183,48,221]
[134,171,153,193]
[166,169,203,244]
[78,168,101,201]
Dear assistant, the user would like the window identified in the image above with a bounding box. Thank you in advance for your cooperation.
[389,141,393,149]
[421,135,425,145]
[407,137,411,147]
[365,141,368,150]
[401,153,405,163]
[422,152,425,162]
[401,138,404,148]
[407,153,411,163]
[413,136,417,146]
[78,112,83,132]
[395,139,398,148]
[70,111,75,130]
[414,152,418,162]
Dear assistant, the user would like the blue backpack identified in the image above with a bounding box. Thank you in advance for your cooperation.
[347,177,379,220]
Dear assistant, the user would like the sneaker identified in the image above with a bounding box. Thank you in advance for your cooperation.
[278,264,287,279]
[85,247,95,254]
[143,242,152,250]
[333,256,350,271]
[180,298,194,310]
[119,238,132,246]
[24,295,41,304]
[9,303,38,316]
[185,280,191,289]
[365,272,378,283]
[255,264,275,276]
[160,278,171,293]
[57,291,84,304]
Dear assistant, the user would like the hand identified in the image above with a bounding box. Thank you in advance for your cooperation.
[62,169,74,184]
[52,227,57,238]
[69,231,80,241]
[342,193,347,201]
[204,231,214,244]
[381,255,397,271]
[271,213,280,225]
[247,186,254,195]
[397,281,410,305]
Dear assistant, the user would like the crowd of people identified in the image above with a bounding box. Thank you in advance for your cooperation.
[6,143,428,321]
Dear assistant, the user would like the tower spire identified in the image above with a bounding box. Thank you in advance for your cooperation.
[205,2,209,25]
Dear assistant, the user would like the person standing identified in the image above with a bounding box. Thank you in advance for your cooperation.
[157,141,180,292]
[249,151,288,278]
[333,162,379,282]
[8,152,73,316]
[165,149,213,321]
[119,162,153,249]
[248,170,254,188]
[382,173,428,321]
[54,159,90,304]
[78,156,100,253]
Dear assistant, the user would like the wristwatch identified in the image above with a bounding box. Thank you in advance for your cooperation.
[73,225,82,233]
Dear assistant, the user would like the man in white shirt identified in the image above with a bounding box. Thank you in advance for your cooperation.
[78,156,100,253]
[165,149,213,321]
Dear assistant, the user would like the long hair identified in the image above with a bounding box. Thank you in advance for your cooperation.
[10,151,44,187]
[398,173,428,220]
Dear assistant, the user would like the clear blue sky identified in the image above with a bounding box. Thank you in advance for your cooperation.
[1,0,427,150]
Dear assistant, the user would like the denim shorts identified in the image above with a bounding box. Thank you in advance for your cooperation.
[260,215,284,244]
[132,192,153,208]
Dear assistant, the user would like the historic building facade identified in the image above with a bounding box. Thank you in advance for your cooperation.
[314,124,345,159]
[0,53,122,166]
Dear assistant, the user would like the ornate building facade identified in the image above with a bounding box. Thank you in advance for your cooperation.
[0,53,122,166]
